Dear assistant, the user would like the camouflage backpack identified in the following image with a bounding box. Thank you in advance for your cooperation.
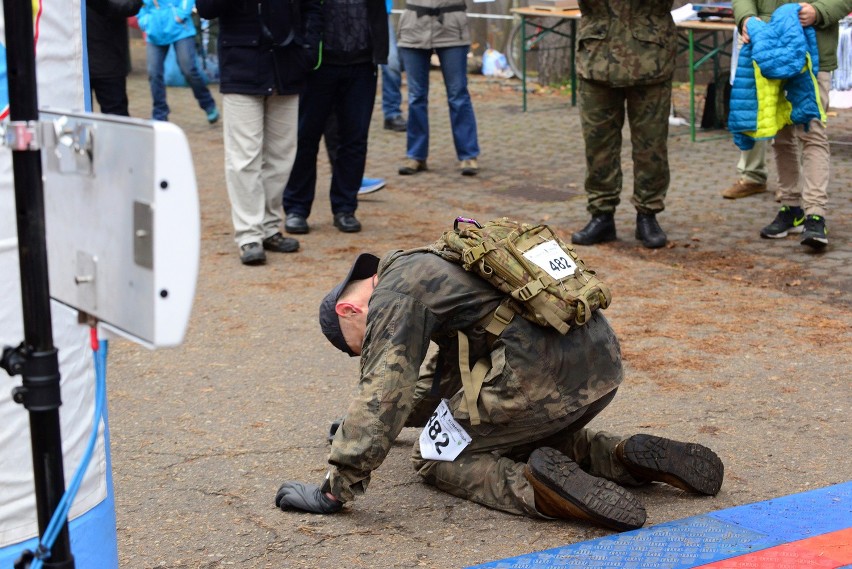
[429,217,612,425]
[431,216,611,335]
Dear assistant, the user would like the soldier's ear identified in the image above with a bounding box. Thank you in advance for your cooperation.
[335,301,362,318]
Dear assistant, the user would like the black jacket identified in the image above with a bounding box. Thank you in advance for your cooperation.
[197,0,323,96]
[86,0,143,79]
[320,0,388,66]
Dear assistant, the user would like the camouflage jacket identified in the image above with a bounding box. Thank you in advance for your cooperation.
[576,0,677,87]
[326,250,623,502]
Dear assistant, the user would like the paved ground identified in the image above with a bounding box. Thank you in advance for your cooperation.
[107,39,851,568]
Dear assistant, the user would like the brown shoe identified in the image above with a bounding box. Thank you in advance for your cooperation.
[460,158,479,176]
[524,447,646,532]
[722,180,767,199]
[615,434,724,496]
[399,158,427,176]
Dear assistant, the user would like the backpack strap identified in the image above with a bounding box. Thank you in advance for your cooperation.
[456,330,491,426]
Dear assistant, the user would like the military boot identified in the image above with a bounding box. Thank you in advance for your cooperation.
[635,212,667,249]
[524,447,646,531]
[571,213,616,245]
[615,434,724,496]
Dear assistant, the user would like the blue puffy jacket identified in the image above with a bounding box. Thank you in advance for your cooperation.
[727,3,826,149]
[137,0,197,46]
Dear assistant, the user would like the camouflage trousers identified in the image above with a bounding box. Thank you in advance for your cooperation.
[579,78,672,216]
[410,388,644,518]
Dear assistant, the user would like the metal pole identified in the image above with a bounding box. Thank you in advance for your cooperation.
[3,0,75,566]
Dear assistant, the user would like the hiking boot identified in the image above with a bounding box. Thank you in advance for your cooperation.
[333,212,362,233]
[384,115,407,132]
[615,434,724,496]
[262,232,299,253]
[399,158,427,175]
[239,242,266,265]
[722,179,767,199]
[284,213,310,234]
[635,212,667,249]
[460,159,479,176]
[571,214,616,245]
[800,214,828,250]
[760,205,805,239]
[524,447,646,532]
[359,177,386,195]
[206,106,220,124]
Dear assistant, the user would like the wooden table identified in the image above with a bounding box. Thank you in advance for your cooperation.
[510,7,580,112]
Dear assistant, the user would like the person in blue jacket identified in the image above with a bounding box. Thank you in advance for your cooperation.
[137,0,219,123]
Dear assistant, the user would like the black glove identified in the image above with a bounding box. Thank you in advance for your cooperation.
[275,481,343,514]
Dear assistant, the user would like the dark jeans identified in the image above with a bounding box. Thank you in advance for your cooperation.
[283,62,377,218]
[90,76,130,116]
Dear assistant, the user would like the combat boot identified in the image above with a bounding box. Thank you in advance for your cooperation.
[615,434,724,496]
[635,212,667,249]
[524,447,646,532]
[571,213,616,245]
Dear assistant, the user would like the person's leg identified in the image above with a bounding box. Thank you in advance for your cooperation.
[579,79,626,216]
[261,94,300,238]
[146,42,170,121]
[412,390,618,518]
[329,63,377,218]
[772,125,802,207]
[399,47,430,161]
[799,72,831,218]
[381,15,404,122]
[172,35,217,114]
[626,80,671,215]
[282,66,336,220]
[91,76,130,116]
[222,93,267,247]
[324,112,339,167]
[737,142,767,185]
[436,45,479,161]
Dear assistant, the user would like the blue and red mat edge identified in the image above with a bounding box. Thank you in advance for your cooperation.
[469,480,852,568]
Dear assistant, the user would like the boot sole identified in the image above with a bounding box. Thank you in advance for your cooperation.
[620,434,723,496]
[524,447,646,532]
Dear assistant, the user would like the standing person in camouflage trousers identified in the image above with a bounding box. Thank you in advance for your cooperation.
[571,0,677,249]
[274,251,724,531]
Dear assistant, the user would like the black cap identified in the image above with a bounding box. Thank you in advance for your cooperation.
[319,253,380,356]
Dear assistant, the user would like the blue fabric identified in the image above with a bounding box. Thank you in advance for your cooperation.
[381,15,403,119]
[727,4,822,151]
[146,36,216,120]
[138,0,196,46]
[400,45,479,161]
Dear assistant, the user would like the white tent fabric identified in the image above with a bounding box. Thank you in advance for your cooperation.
[0,0,107,548]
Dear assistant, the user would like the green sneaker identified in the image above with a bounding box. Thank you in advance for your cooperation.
[760,205,805,239]
[800,214,828,249]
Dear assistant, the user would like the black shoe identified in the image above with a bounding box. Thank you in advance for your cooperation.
[239,242,266,265]
[635,212,667,249]
[384,115,407,132]
[616,434,724,496]
[524,447,646,532]
[760,205,805,239]
[571,214,616,245]
[284,213,309,234]
[800,214,828,250]
[262,232,299,253]
[333,212,362,233]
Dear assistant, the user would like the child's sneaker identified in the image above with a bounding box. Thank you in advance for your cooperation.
[800,214,828,250]
[760,205,805,238]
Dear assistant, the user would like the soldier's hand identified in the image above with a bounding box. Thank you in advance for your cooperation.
[275,481,343,514]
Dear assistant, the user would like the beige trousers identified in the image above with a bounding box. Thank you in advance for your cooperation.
[223,93,299,247]
[772,71,831,217]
